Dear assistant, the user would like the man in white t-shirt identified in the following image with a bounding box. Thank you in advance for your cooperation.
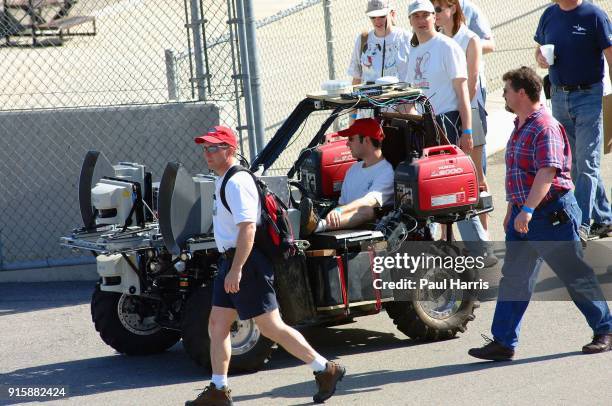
[300,118,394,235]
[185,126,345,405]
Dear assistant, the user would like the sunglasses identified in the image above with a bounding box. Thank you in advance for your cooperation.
[202,145,229,153]
[434,6,447,13]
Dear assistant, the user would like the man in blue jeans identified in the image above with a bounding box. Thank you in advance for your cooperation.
[468,67,612,361]
[534,0,612,241]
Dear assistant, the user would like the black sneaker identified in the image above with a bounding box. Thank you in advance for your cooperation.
[589,223,612,239]
[468,335,514,361]
[185,383,232,406]
[313,361,346,403]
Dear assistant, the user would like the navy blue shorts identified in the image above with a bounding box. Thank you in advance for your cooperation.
[212,248,278,320]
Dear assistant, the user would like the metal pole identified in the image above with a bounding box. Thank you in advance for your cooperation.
[189,0,207,101]
[243,0,266,153]
[227,0,245,155]
[164,49,178,101]
[323,0,340,131]
[236,0,257,161]
[323,0,336,81]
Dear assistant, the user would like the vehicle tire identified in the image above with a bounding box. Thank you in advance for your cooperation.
[384,266,479,341]
[91,284,181,355]
[181,285,274,373]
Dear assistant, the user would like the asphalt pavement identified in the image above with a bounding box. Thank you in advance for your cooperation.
[1,281,611,406]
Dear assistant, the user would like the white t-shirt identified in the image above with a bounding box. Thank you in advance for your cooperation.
[403,33,467,115]
[339,159,394,207]
[452,24,484,109]
[212,165,261,253]
[347,27,411,83]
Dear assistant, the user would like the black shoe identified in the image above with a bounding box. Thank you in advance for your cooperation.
[589,223,612,239]
[313,361,346,403]
[299,197,319,237]
[468,335,514,361]
[582,333,612,354]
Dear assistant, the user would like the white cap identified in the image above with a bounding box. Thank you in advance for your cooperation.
[408,0,435,16]
[366,0,394,17]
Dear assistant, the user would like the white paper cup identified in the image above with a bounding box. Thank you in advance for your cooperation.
[541,44,555,66]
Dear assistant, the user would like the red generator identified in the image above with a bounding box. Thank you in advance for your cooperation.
[299,135,356,199]
[394,145,478,218]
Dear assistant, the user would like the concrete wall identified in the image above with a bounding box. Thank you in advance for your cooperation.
[0,102,219,267]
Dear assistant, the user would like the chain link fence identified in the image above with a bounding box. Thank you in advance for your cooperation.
[0,0,242,267]
[1,0,610,269]
[251,0,611,171]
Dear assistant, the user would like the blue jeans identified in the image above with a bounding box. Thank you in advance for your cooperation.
[551,82,612,229]
[435,111,492,255]
[491,192,612,348]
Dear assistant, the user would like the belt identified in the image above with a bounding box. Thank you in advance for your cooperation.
[554,83,593,92]
[220,248,236,260]
[515,189,569,211]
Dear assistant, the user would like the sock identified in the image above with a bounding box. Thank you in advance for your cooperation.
[211,374,228,389]
[310,354,328,372]
[314,219,326,233]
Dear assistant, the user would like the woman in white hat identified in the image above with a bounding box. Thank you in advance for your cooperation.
[347,0,411,87]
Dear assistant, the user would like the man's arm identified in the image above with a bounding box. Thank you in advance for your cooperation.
[225,221,256,294]
[513,167,556,234]
[534,44,550,69]
[325,194,379,230]
[452,77,473,154]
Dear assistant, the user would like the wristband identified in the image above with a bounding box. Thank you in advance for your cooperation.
[521,205,535,214]
[349,113,358,119]
[334,207,343,214]
[462,128,473,135]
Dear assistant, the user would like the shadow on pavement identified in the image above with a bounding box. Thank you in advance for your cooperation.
[234,351,584,404]
[0,281,93,316]
[0,344,203,405]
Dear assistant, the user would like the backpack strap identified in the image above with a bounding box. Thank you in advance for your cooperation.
[220,165,252,214]
[360,30,369,54]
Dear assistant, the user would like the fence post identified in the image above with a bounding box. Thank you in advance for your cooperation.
[189,0,207,101]
[165,49,178,101]
[236,0,258,161]
[243,0,266,154]
[323,0,336,81]
[323,0,340,131]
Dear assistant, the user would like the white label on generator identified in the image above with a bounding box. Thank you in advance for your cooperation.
[431,193,459,207]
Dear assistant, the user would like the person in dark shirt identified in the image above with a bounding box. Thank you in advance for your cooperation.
[534,0,612,241]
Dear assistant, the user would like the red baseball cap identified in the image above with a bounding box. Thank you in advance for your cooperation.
[194,125,237,148]
[337,118,384,141]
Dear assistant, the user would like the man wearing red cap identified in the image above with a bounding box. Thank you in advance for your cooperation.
[301,118,394,235]
[186,126,345,406]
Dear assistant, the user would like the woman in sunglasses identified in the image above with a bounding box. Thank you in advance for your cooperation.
[433,0,490,232]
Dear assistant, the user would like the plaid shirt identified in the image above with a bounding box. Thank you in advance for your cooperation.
[505,106,573,205]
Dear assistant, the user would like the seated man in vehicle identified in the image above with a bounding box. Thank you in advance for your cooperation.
[300,118,394,236]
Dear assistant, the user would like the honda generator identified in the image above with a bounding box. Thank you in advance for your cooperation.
[394,145,478,218]
[300,135,356,199]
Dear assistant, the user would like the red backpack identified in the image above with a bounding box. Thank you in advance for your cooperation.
[220,166,297,262]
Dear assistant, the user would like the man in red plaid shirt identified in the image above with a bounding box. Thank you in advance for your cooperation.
[468,67,612,361]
